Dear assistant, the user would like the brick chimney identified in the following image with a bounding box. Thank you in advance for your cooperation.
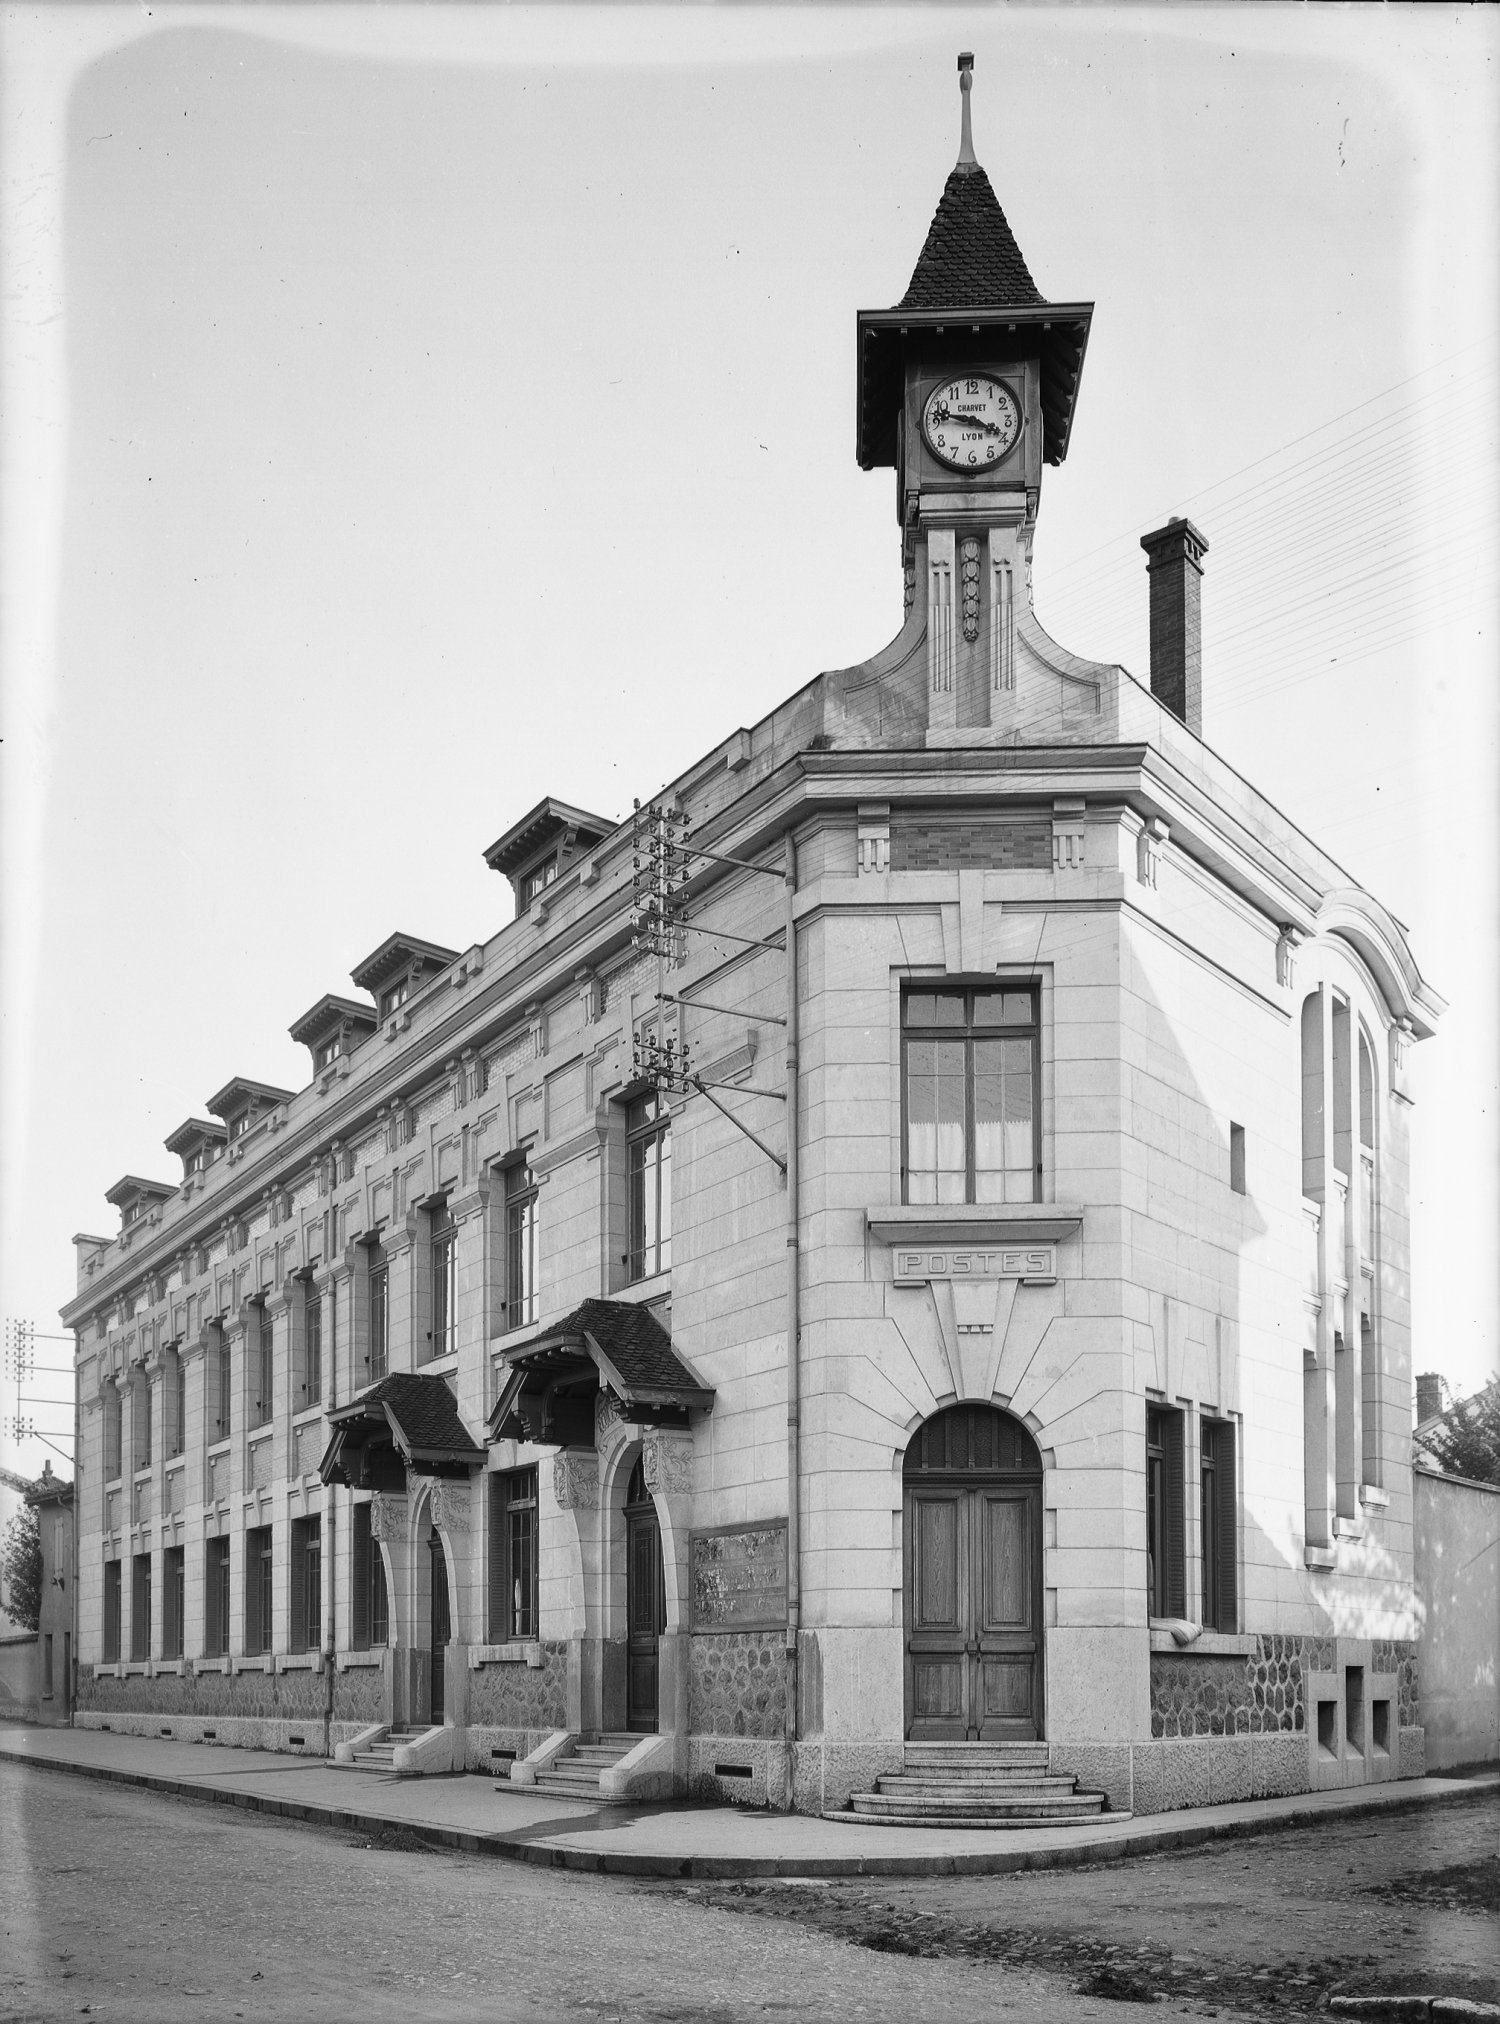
[1415,1372,1445,1426]
[1140,517,1209,734]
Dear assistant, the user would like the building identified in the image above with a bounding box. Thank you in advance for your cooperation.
[26,1463,76,1726]
[61,59,1443,1819]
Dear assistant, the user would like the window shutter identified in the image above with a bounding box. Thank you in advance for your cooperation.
[290,1521,307,1654]
[1163,1410,1186,1619]
[488,1475,506,1643]
[1214,1422,1238,1631]
[352,1504,370,1650]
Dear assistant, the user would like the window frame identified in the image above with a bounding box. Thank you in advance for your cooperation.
[290,1516,322,1655]
[300,1283,323,1409]
[244,1525,274,1657]
[102,1558,121,1663]
[130,1550,152,1662]
[626,1091,672,1282]
[1200,1418,1239,1634]
[900,983,1041,1206]
[429,1203,458,1361]
[1146,1404,1186,1620]
[367,1241,389,1384]
[163,1544,185,1660]
[489,1468,538,1643]
[204,1535,231,1658]
[504,1161,539,1331]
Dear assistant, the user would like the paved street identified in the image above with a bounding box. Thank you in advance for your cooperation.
[2,1761,1495,2024]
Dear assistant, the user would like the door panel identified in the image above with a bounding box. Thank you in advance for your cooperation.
[430,1532,450,1725]
[905,1476,1041,1742]
[981,1495,1031,1629]
[905,1490,969,1739]
[626,1506,664,1733]
[914,1496,962,1629]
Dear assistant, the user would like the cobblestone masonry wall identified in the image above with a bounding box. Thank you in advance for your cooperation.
[332,1666,384,1725]
[76,1666,326,1722]
[465,1642,568,1731]
[890,820,1052,872]
[1151,1637,1417,1739]
[689,1631,789,1739]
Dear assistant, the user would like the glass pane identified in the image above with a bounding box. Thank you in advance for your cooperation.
[973,990,1033,1027]
[974,1037,1034,1202]
[907,1038,967,1199]
[905,991,965,1027]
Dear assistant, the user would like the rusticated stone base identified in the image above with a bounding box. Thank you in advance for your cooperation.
[465,1641,566,1733]
[77,1664,326,1725]
[74,1707,335,1755]
[689,1631,789,1740]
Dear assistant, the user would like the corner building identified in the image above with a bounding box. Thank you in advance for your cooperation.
[64,73,1442,1819]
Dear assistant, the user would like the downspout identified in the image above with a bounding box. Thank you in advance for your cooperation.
[783,833,800,1809]
[322,1278,337,1758]
[71,1335,80,1726]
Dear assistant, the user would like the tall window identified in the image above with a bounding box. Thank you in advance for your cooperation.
[627,1094,672,1281]
[488,1468,538,1642]
[170,1352,186,1458]
[135,1383,153,1471]
[251,1304,273,1427]
[505,1162,539,1330]
[352,1503,389,1650]
[367,1242,389,1383]
[104,1385,122,1480]
[212,1324,232,1443]
[903,987,1039,1204]
[244,1526,273,1655]
[130,1552,152,1661]
[1200,1419,1238,1634]
[1146,1406,1185,1619]
[163,1546,185,1659]
[429,1204,457,1360]
[102,1559,121,1662]
[205,1536,231,1657]
[301,1285,323,1409]
[290,1517,321,1654]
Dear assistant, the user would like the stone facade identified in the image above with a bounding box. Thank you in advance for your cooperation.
[689,1631,789,1741]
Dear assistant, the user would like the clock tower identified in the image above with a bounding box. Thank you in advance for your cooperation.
[855,54,1093,735]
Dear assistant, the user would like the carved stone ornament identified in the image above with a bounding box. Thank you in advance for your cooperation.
[429,1480,471,1534]
[1276,925,1304,991]
[641,1431,694,1498]
[960,537,982,643]
[553,1449,599,1511]
[368,1493,408,1544]
[595,1389,631,1463]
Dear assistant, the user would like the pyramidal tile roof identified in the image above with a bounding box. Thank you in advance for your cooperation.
[896,163,1045,313]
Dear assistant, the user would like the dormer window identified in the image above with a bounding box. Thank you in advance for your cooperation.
[314,1034,342,1071]
[379,977,410,1021]
[123,1200,146,1227]
[229,1110,256,1141]
[521,856,559,907]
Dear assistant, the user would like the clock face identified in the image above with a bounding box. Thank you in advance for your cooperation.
[922,376,1021,471]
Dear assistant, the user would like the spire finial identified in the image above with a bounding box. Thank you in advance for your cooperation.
[956,51,977,171]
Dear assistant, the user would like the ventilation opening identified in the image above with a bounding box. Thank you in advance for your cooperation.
[1229,1122,1246,1195]
[715,1763,754,1780]
[1372,1698,1391,1756]
[490,1747,517,1763]
[1345,1667,1365,1755]
[159,1726,172,1737]
[288,1734,305,1747]
[1316,1700,1338,1759]
[203,1728,217,1741]
[100,1722,111,1732]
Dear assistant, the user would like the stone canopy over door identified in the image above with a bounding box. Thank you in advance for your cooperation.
[903,1403,1044,1741]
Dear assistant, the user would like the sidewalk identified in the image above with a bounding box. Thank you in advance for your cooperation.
[4,1723,1494,1880]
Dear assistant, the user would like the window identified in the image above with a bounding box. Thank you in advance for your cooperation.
[1146,1405,1185,1619]
[301,1285,323,1408]
[251,1304,272,1427]
[244,1526,273,1655]
[367,1242,389,1383]
[205,1536,230,1657]
[229,1109,256,1141]
[314,1034,341,1071]
[42,1634,53,1699]
[163,1546,185,1660]
[351,1503,388,1650]
[378,976,410,1021]
[102,1560,121,1662]
[170,1352,186,1458]
[521,855,559,907]
[488,1468,538,1642]
[1200,1419,1238,1634]
[135,1382,152,1471]
[902,987,1039,1204]
[1229,1122,1246,1196]
[290,1517,321,1654]
[104,1385,122,1480]
[626,1093,672,1281]
[211,1323,231,1443]
[130,1552,151,1661]
[429,1204,457,1360]
[505,1162,539,1330]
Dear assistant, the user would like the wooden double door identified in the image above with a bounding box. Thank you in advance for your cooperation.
[625,1459,665,1733]
[904,1415,1043,1740]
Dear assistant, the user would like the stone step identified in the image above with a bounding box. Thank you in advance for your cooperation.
[828,1805,1132,1831]
[849,1789,1106,1820]
[903,1745,1049,1764]
[529,1775,630,1804]
[877,1772,1082,1796]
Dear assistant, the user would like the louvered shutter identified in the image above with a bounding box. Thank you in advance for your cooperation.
[488,1475,506,1643]
[352,1504,370,1650]
[1214,1422,1238,1632]
[1163,1410,1186,1619]
[290,1521,307,1654]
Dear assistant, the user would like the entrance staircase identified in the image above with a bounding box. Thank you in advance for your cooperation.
[528,1733,638,1803]
[832,1742,1122,1828]
[347,1723,429,1773]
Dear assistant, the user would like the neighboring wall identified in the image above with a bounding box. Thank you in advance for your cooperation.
[1414,1465,1500,1769]
[0,1632,38,1720]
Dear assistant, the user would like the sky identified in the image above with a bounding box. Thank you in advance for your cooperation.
[1,3,1496,1490]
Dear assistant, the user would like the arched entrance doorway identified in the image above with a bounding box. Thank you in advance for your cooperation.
[429,1528,450,1725]
[625,1454,665,1733]
[903,1404,1043,1741]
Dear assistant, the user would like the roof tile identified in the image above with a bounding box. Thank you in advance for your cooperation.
[897,165,1044,312]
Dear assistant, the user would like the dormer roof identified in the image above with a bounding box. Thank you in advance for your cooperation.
[288,993,379,1051]
[482,797,614,884]
[164,1117,228,1159]
[205,1078,295,1123]
[104,1175,176,1218]
[350,934,459,996]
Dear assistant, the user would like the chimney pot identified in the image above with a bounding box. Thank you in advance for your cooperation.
[1140,516,1210,734]
[1415,1371,1445,1426]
